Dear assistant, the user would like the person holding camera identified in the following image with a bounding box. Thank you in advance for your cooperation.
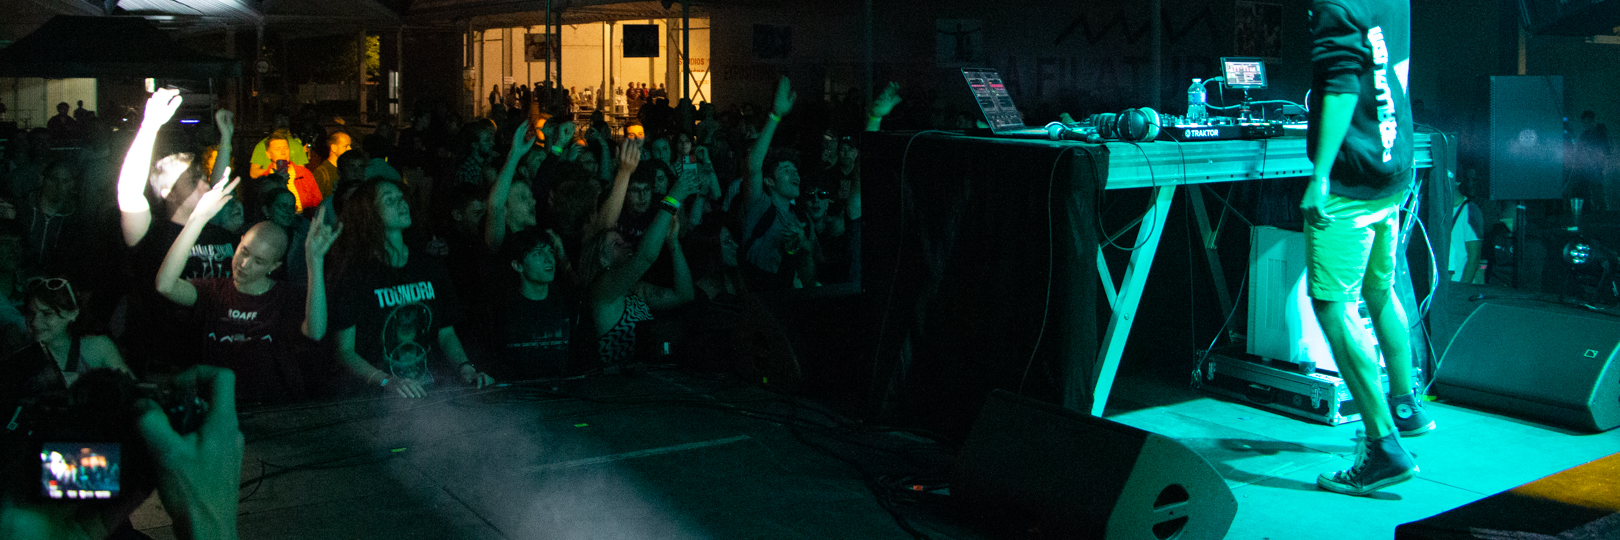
[257,133,321,213]
[0,365,243,540]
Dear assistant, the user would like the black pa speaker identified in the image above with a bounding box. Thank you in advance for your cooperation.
[950,390,1236,540]
[1435,303,1620,432]
[1487,76,1564,200]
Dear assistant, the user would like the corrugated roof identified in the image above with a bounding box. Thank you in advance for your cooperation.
[0,15,241,78]
[409,0,711,28]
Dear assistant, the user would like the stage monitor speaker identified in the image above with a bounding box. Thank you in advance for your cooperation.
[1487,76,1564,200]
[950,390,1236,540]
[1435,303,1620,432]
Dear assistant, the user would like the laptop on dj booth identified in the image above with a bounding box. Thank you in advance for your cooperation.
[961,67,1053,138]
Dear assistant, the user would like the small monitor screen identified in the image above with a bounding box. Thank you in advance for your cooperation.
[40,442,121,500]
[1221,57,1268,89]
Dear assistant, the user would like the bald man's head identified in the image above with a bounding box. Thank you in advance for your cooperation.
[232,221,290,287]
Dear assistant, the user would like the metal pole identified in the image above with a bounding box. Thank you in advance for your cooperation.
[682,2,691,100]
[555,14,563,89]
[545,0,553,84]
[397,27,404,120]
[1150,0,1162,111]
[358,29,368,123]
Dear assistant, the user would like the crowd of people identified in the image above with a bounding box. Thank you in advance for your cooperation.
[0,74,899,538]
[0,75,901,410]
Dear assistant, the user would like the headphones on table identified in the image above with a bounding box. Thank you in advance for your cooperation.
[1114,107,1161,142]
[1086,107,1161,143]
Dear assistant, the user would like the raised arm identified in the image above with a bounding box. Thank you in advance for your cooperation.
[155,178,238,306]
[210,110,235,187]
[119,88,184,247]
[485,119,536,250]
[591,137,643,233]
[866,82,901,132]
[638,217,695,310]
[1302,92,1359,229]
[590,173,697,306]
[743,76,795,207]
[302,206,342,340]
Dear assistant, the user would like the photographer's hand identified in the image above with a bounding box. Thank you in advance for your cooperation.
[135,366,242,540]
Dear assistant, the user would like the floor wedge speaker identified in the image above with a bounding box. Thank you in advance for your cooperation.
[1436,303,1620,432]
[949,390,1236,540]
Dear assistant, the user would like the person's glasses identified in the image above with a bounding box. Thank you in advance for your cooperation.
[28,277,77,311]
[808,190,830,201]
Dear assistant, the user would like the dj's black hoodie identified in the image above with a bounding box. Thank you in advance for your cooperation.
[1307,0,1414,201]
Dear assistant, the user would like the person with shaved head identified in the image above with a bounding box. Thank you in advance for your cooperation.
[156,177,344,405]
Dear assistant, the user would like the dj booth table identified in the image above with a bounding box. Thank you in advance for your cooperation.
[861,131,1449,434]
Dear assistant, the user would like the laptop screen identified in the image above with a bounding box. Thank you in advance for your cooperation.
[962,68,1026,132]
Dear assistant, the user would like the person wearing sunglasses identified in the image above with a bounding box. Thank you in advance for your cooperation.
[2,277,130,397]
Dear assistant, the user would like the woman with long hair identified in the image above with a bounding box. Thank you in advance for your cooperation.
[328,178,493,398]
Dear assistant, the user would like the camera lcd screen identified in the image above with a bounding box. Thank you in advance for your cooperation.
[40,442,121,500]
[1221,57,1268,89]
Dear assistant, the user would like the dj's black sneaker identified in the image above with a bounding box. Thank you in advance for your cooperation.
[1390,392,1436,437]
[1317,432,1418,497]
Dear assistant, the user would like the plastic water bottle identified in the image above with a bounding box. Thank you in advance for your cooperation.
[1187,79,1207,123]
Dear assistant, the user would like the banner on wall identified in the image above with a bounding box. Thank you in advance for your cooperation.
[525,33,557,62]
[936,19,986,67]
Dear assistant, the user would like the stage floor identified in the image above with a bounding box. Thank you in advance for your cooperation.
[127,365,1620,540]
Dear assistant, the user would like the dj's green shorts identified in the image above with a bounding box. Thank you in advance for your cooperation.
[1305,189,1411,303]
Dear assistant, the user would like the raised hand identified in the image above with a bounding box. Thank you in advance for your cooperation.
[143,88,184,128]
[190,176,239,224]
[546,228,566,260]
[509,119,536,158]
[617,136,644,176]
[671,165,703,200]
[772,76,797,118]
[870,81,902,118]
[305,205,344,262]
[214,109,235,138]
[543,119,576,148]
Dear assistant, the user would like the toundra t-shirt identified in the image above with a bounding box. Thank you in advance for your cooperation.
[332,254,462,386]
[191,278,309,403]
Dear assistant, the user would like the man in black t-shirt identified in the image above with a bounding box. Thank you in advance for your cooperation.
[1303,0,1431,497]
[483,228,576,380]
[117,96,238,374]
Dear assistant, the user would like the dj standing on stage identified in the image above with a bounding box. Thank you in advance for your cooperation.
[1302,0,1436,496]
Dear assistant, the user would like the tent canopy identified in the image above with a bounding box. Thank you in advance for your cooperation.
[0,15,242,79]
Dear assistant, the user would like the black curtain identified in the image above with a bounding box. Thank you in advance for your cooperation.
[862,132,1101,440]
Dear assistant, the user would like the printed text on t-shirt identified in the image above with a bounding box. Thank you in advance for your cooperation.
[374,281,436,308]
